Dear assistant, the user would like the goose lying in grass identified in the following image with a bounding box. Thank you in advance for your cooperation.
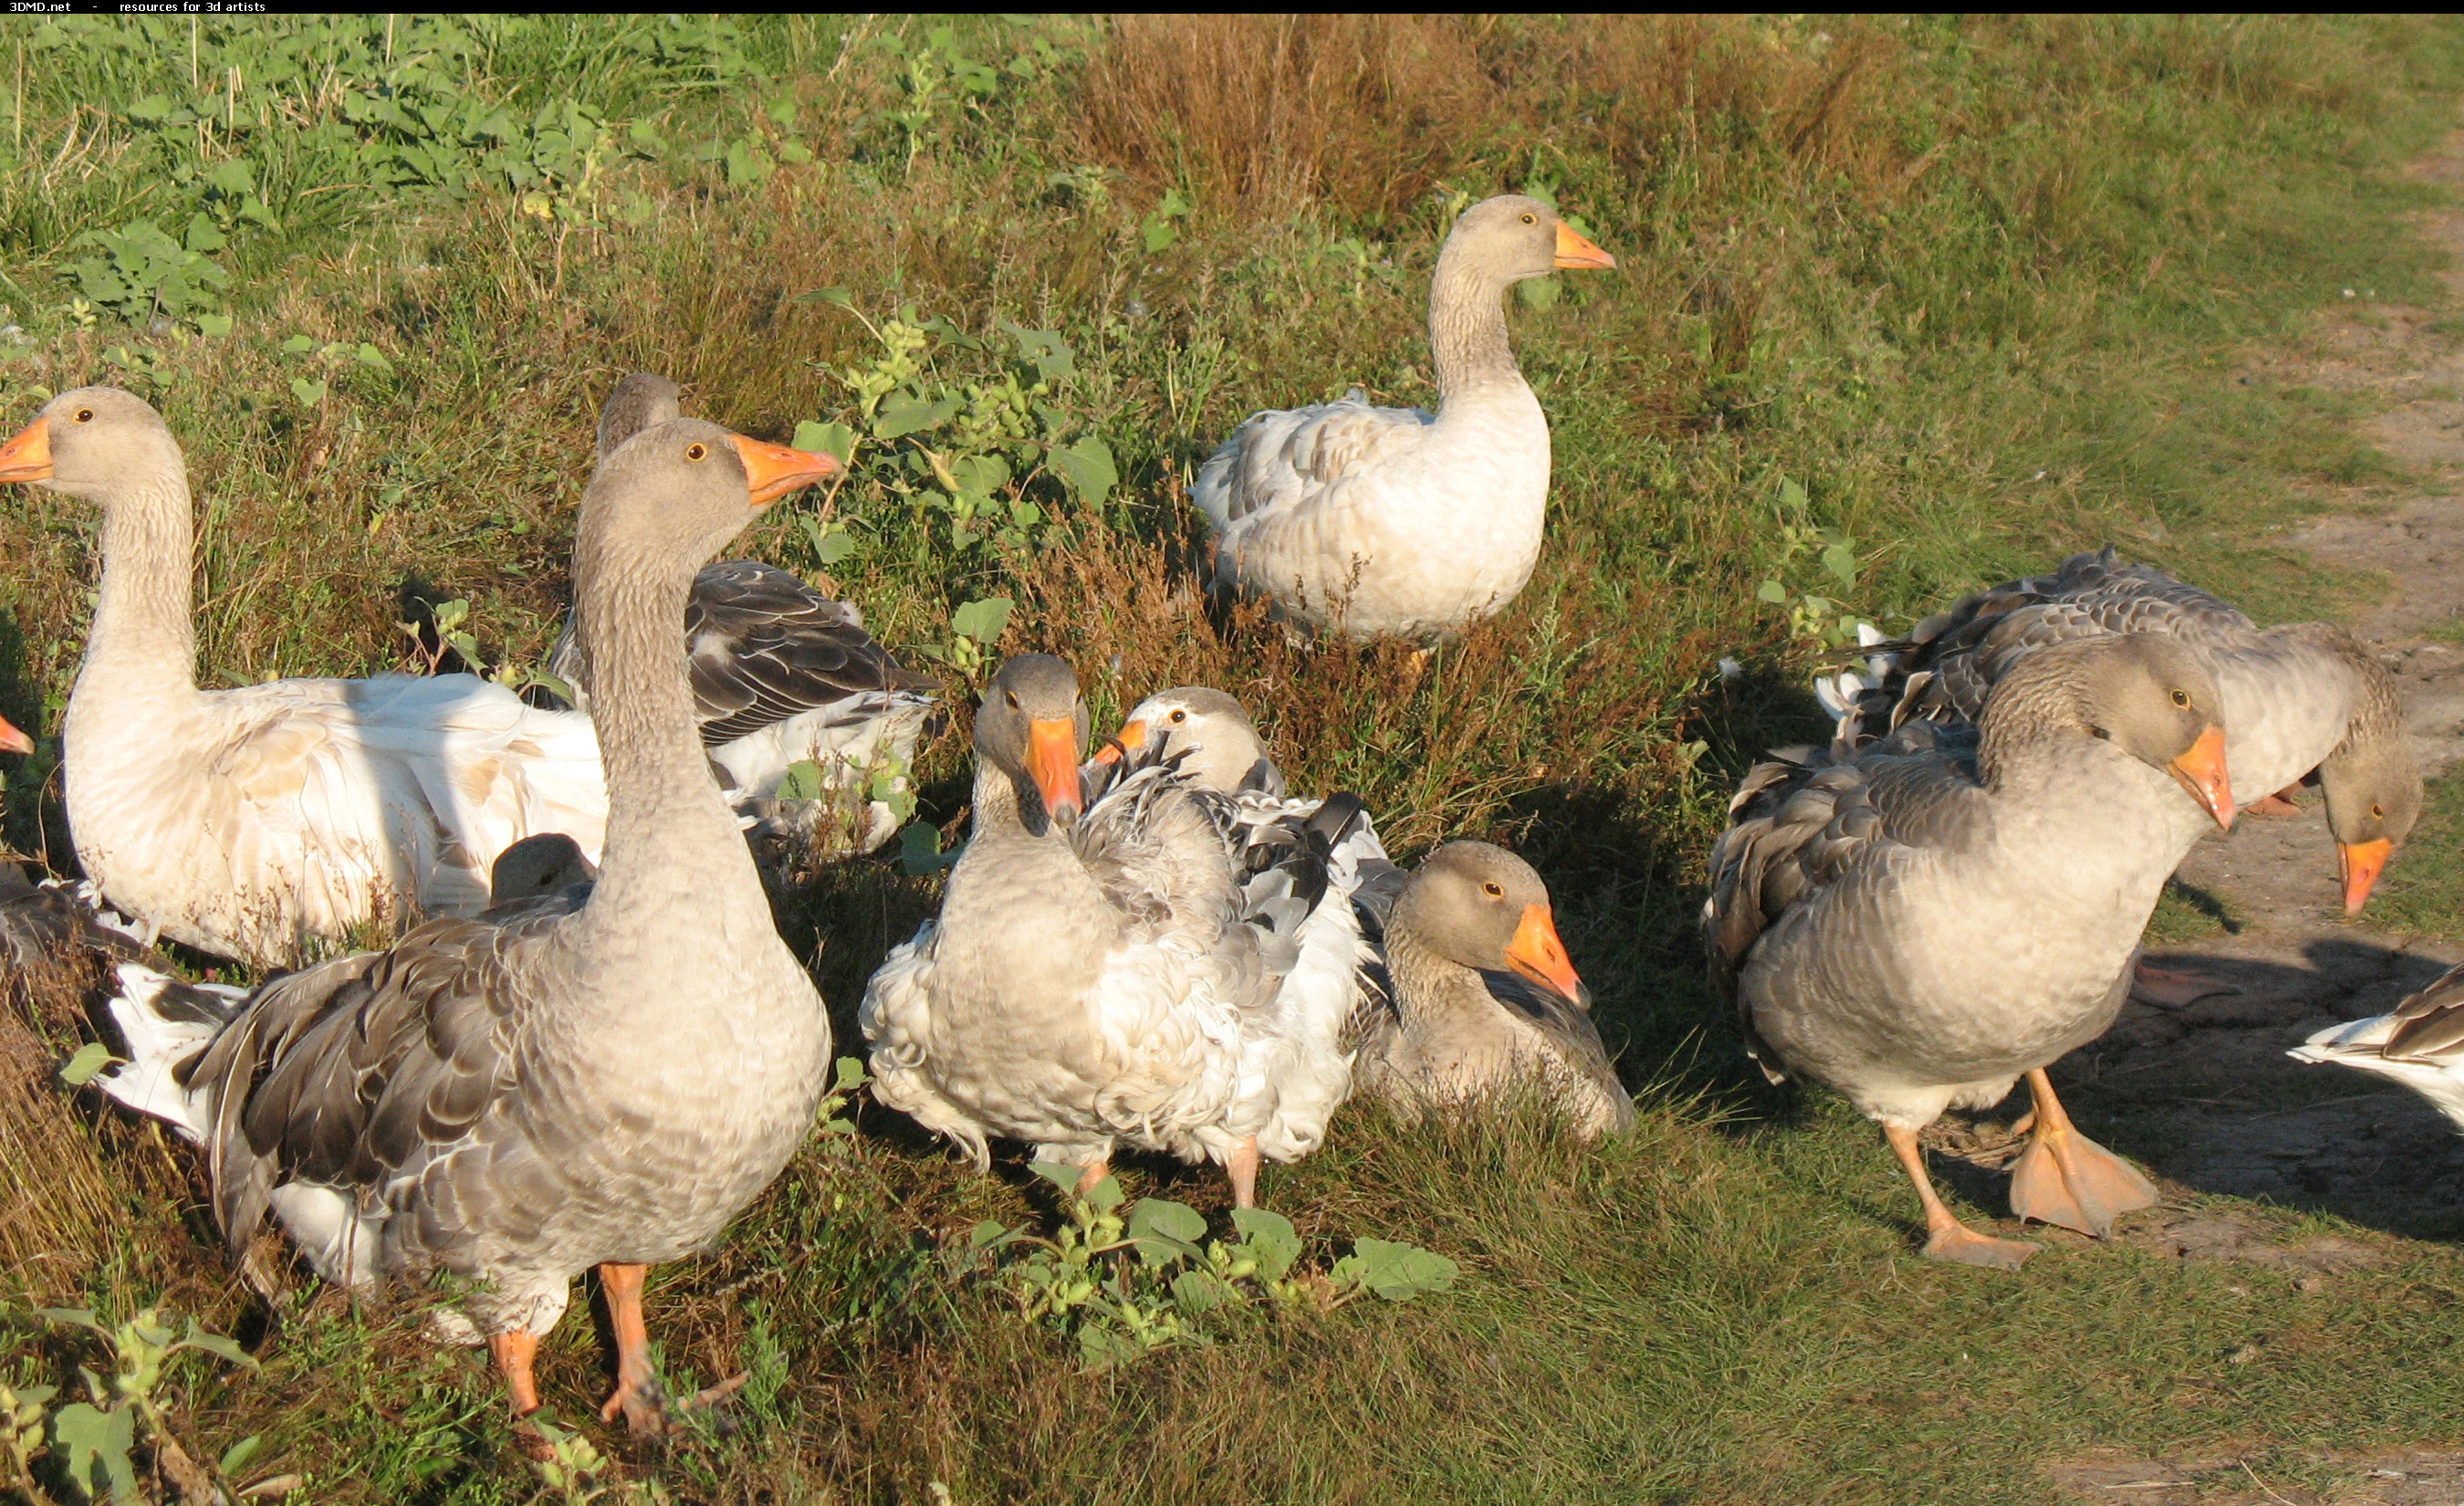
[1352,841,1635,1138]
[1829,548,2419,915]
[0,387,613,967]
[1193,193,1616,640]
[1711,635,2236,1269]
[2290,959,2464,1125]
[863,656,1379,1207]
[548,372,937,855]
[90,418,840,1437]
[1095,687,1633,1143]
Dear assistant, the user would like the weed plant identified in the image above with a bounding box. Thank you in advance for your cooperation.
[3,14,2464,1503]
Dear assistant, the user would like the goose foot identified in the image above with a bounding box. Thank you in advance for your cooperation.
[2007,1069,2158,1238]
[1074,1156,1112,1199]
[1226,1135,1260,1210]
[596,1261,672,1438]
[2243,786,2305,817]
[1883,1122,2039,1272]
[2131,963,2237,1009]
[490,1329,559,1459]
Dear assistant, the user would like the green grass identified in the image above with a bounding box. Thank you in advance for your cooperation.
[5,13,2464,1503]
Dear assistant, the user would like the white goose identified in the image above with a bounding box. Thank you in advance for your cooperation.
[1193,193,1616,640]
[548,373,938,854]
[2291,960,2464,1124]
[863,656,1367,1207]
[0,388,615,967]
[90,418,838,1435]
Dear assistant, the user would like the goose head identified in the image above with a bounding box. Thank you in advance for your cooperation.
[585,417,839,580]
[1441,193,1617,288]
[1094,686,1279,794]
[489,832,598,905]
[596,371,684,459]
[1390,841,1634,1135]
[2318,744,2421,915]
[1989,634,2235,828]
[977,654,1089,834]
[0,386,184,502]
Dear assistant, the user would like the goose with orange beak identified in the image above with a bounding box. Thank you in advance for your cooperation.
[1709,634,2233,1271]
[1352,841,1634,1138]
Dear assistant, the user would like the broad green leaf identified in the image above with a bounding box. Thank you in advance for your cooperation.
[1329,1237,1458,1302]
[969,1218,1030,1250]
[1518,275,1561,310]
[182,214,227,254]
[897,821,959,875]
[1028,1160,1093,1198]
[355,342,393,372]
[1755,580,1788,604]
[833,1056,868,1093]
[798,514,855,567]
[58,1041,120,1087]
[1081,1173,1124,1214]
[217,1434,263,1475]
[1124,1197,1208,1267]
[207,159,256,196]
[33,1306,102,1333]
[1821,541,1858,584]
[795,286,854,309]
[945,452,1008,502]
[1171,1269,1236,1315]
[1046,436,1116,507]
[193,313,233,338]
[281,334,315,353]
[790,418,857,465]
[1780,477,1809,511]
[949,596,1012,644]
[49,1400,136,1502]
[873,390,963,439]
[777,758,826,801]
[177,1318,256,1368]
[1227,1208,1301,1281]
[1143,218,1179,254]
[289,377,327,406]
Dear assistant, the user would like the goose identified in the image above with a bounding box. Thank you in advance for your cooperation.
[88,418,839,1436]
[1709,634,2237,1269]
[1089,686,1389,1192]
[1832,548,2420,915]
[1352,841,1635,1137]
[0,387,622,967]
[2289,960,2464,1125]
[863,655,1370,1207]
[548,372,937,855]
[1192,194,1616,640]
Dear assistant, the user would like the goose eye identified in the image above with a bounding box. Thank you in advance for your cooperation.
[1169,709,1186,723]
[2170,689,2190,707]
[1519,213,1536,225]
[2372,802,2386,820]
[1005,691,1020,710]
[74,408,94,424]
[1481,881,1505,898]
[684,443,708,461]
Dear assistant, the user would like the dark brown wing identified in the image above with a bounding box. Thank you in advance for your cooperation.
[2382,962,2464,1063]
[685,561,938,745]
[185,900,569,1254]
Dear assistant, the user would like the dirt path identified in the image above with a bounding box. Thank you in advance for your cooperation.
[2019,133,2464,1506]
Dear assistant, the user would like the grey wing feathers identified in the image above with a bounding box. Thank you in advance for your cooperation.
[684,560,938,746]
[1703,732,1984,1078]
[1850,548,2251,737]
[2382,962,2464,1063]
[183,905,566,1256]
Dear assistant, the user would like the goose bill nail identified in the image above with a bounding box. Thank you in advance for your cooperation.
[1028,717,1081,822]
[0,417,52,482]
[1507,904,1584,1003]
[2166,725,2234,831]
[728,434,841,505]
[2339,837,2393,915]
[1552,223,1617,270]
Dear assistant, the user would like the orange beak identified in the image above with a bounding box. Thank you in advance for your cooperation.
[1027,716,1082,825]
[727,434,841,507]
[2339,837,2394,915]
[1552,221,1617,271]
[1091,717,1149,768]
[1506,903,1589,1008]
[2167,724,2234,831]
[0,713,29,756]
[0,416,53,483]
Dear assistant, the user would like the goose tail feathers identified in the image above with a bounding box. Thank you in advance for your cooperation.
[93,960,245,1143]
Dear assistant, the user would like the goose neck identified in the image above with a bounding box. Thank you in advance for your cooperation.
[76,472,199,706]
[1427,250,1523,406]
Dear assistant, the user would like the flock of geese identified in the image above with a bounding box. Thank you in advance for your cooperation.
[0,190,2459,1439]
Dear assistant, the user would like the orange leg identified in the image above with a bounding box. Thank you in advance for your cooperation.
[596,1262,670,1437]
[1226,1136,1261,1210]
[489,1329,543,1417]
[1074,1156,1112,1198]
[1883,1123,2040,1271]
[2007,1069,2159,1239]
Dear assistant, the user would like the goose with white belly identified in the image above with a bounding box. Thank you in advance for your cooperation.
[0,388,618,967]
[1711,634,2236,1268]
[89,418,840,1436]
[1194,194,1616,640]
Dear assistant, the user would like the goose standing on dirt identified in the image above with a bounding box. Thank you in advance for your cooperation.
[1352,841,1635,1137]
[1832,548,2420,915]
[2290,960,2464,1125]
[548,372,938,855]
[1710,635,2237,1269]
[89,419,840,1436]
[864,655,1373,1207]
[0,388,616,967]
[1193,194,1616,640]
